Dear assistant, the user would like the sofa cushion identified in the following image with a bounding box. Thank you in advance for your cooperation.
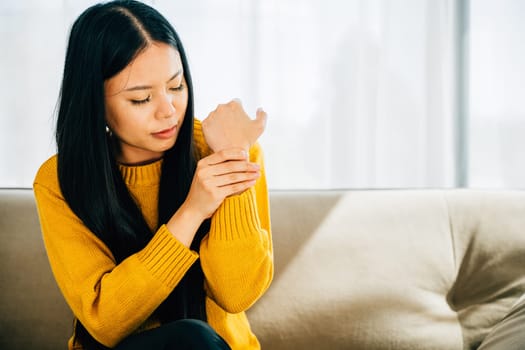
[477,294,525,350]
[446,191,525,348]
[246,190,525,350]
[248,191,461,349]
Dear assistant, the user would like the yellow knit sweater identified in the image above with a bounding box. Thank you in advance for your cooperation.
[33,120,273,350]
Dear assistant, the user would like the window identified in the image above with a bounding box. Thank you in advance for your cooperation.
[1,0,523,189]
[468,0,525,188]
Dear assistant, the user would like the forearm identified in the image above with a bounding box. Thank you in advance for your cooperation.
[166,202,206,248]
[200,187,273,313]
[74,232,194,346]
[46,225,198,347]
[34,185,199,347]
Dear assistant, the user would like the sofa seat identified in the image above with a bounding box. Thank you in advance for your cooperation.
[1,188,524,350]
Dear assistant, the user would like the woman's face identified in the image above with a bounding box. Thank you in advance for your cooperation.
[104,42,188,165]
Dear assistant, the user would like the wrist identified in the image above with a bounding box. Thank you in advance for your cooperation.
[210,142,250,154]
[179,201,208,223]
[166,203,206,247]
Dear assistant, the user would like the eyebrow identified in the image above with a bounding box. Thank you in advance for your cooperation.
[123,69,183,92]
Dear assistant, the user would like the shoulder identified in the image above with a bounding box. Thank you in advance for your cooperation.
[33,154,60,193]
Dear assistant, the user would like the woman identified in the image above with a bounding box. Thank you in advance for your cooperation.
[33,1,272,349]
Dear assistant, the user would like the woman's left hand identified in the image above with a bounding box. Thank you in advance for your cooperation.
[202,99,267,152]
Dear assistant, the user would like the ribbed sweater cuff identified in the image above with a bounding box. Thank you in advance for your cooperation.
[136,225,198,289]
[210,187,261,241]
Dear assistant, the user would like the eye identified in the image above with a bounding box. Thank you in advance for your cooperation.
[131,96,151,105]
[169,84,185,92]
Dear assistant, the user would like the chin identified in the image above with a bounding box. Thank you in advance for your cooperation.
[160,137,178,151]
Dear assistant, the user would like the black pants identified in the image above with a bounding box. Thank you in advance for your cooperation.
[114,319,231,350]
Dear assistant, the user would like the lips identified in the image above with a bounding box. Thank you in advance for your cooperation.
[152,125,177,139]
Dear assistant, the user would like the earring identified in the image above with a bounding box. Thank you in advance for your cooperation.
[105,125,113,136]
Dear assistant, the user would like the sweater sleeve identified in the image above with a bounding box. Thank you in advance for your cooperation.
[199,143,274,313]
[33,159,198,348]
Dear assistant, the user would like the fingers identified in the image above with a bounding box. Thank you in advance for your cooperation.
[220,179,258,198]
[197,159,260,187]
[213,168,260,187]
[256,107,267,122]
[225,98,266,126]
[231,98,242,105]
[213,98,242,112]
[202,99,267,153]
[201,148,248,166]
[195,150,260,194]
[191,161,258,209]
[209,159,259,176]
[255,107,267,132]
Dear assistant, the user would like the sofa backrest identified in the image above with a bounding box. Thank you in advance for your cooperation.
[1,188,525,350]
[0,189,72,350]
[248,190,525,350]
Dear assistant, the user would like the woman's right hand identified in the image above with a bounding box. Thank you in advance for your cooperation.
[202,100,267,153]
[167,148,259,247]
[184,148,260,220]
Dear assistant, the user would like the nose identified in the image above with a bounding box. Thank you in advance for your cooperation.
[155,92,175,119]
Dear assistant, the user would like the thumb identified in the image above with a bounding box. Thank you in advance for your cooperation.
[255,107,268,127]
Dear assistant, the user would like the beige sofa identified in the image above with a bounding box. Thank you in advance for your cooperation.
[1,188,525,350]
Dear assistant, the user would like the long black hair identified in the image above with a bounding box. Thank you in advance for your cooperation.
[56,1,208,348]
